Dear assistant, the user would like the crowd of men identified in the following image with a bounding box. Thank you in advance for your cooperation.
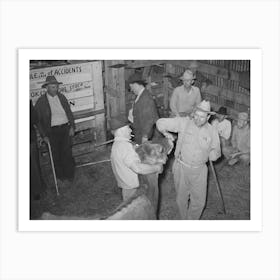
[30,69,250,220]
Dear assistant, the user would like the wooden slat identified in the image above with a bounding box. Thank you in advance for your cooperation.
[91,61,106,143]
[125,60,165,69]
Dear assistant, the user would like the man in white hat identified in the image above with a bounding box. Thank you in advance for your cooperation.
[226,112,250,165]
[156,100,221,219]
[110,115,163,201]
[169,69,201,117]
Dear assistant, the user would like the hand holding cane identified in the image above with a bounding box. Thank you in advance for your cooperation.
[46,141,59,196]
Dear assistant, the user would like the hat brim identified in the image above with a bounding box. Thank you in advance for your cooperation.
[180,76,195,80]
[128,80,147,85]
[42,82,63,88]
[195,107,216,115]
[216,111,228,116]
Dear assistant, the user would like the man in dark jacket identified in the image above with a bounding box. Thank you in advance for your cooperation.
[30,100,46,201]
[127,73,159,144]
[35,76,76,181]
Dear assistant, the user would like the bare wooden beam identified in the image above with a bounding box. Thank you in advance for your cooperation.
[125,60,165,69]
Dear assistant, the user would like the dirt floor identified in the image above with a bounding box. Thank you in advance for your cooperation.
[30,147,250,220]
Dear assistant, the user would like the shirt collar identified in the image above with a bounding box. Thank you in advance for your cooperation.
[47,93,58,99]
[134,87,145,103]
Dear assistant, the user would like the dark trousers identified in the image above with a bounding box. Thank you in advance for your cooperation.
[30,141,46,196]
[49,124,75,180]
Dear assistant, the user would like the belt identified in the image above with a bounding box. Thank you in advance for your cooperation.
[176,157,204,169]
[51,123,69,129]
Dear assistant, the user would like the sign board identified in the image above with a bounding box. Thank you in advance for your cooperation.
[30,62,97,115]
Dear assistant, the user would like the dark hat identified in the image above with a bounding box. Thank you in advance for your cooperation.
[127,72,147,86]
[110,115,129,131]
[216,106,228,116]
[42,76,63,88]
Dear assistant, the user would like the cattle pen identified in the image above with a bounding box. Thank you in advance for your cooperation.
[29,59,250,220]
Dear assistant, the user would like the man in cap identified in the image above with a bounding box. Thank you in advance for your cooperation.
[156,100,221,219]
[110,115,163,201]
[169,69,201,118]
[35,75,76,182]
[211,106,232,158]
[227,112,250,165]
[127,72,159,144]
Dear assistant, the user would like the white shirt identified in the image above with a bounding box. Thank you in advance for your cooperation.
[47,93,69,127]
[110,136,141,189]
[128,87,145,123]
[211,118,232,140]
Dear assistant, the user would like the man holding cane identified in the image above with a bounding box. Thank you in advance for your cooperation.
[157,100,221,219]
[35,76,76,182]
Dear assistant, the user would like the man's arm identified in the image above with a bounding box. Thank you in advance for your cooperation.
[221,120,232,140]
[123,145,162,174]
[34,100,48,140]
[209,128,221,161]
[195,87,202,106]
[169,89,179,117]
[156,117,181,136]
[140,95,159,143]
[231,125,238,149]
[60,93,76,130]
[130,162,162,175]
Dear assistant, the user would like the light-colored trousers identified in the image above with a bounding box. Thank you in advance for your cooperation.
[172,159,208,220]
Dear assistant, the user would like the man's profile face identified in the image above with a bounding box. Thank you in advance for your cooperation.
[237,119,247,129]
[193,110,209,127]
[46,84,59,96]
[121,125,132,140]
[129,83,139,95]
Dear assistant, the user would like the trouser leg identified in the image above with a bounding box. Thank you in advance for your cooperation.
[122,188,137,201]
[173,161,190,219]
[59,125,75,180]
[49,129,64,180]
[187,165,208,220]
[143,173,159,212]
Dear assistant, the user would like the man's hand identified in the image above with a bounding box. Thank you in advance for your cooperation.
[69,127,75,137]
[43,137,50,144]
[163,131,175,142]
[155,164,163,174]
[141,136,148,143]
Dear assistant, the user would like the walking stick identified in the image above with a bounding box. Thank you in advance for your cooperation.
[209,161,226,214]
[77,159,111,168]
[47,141,59,196]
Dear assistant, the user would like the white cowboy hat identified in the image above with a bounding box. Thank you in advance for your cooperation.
[195,100,215,115]
[180,69,195,80]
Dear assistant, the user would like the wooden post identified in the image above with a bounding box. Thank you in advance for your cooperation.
[91,61,106,144]
[104,60,126,130]
[163,63,171,115]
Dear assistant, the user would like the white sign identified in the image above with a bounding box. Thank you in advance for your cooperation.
[30,62,95,113]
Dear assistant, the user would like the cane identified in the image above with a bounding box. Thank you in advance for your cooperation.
[209,161,226,214]
[46,141,59,196]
